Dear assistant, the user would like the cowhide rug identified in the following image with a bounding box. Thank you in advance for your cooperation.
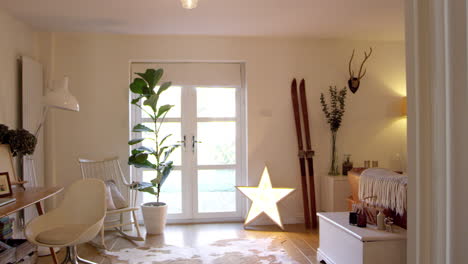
[102,237,299,264]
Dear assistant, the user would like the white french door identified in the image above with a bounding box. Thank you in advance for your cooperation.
[130,62,246,222]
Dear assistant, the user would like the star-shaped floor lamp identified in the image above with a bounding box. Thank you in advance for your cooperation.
[236,166,295,230]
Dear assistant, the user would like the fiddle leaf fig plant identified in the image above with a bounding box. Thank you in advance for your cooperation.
[128,68,179,204]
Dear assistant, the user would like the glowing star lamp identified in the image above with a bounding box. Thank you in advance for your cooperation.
[236,166,295,230]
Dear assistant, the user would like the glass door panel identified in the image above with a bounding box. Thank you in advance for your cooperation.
[194,87,240,218]
[197,87,236,118]
[197,121,236,165]
[197,169,237,213]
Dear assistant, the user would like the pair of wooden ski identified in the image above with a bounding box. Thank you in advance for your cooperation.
[291,79,318,229]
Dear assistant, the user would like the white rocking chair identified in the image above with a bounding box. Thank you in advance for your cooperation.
[78,157,144,249]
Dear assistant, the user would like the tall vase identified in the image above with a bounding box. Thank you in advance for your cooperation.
[328,131,340,175]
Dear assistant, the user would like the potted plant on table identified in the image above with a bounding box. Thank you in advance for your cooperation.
[128,68,179,235]
[0,124,37,185]
[0,125,37,157]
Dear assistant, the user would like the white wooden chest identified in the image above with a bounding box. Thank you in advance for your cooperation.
[317,212,406,264]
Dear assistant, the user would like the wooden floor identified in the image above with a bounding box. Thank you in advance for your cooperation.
[37,223,320,264]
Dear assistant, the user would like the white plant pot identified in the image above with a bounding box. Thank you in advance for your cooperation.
[141,202,168,235]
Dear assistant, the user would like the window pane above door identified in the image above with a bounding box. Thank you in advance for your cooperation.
[198,169,236,213]
[197,87,236,118]
[197,121,236,165]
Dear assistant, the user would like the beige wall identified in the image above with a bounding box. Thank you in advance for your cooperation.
[47,32,406,223]
[0,8,39,187]
[0,8,38,128]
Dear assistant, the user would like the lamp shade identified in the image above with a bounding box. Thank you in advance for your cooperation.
[43,76,79,112]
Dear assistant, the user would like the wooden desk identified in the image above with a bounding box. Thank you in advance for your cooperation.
[0,186,63,264]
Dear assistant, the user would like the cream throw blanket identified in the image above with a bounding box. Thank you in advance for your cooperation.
[358,168,407,215]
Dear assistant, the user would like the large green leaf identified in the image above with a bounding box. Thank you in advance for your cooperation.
[135,153,148,163]
[135,146,155,154]
[128,138,145,145]
[136,69,163,89]
[143,94,159,112]
[157,146,168,157]
[139,186,157,195]
[159,161,174,186]
[132,124,154,133]
[131,182,155,191]
[131,146,154,156]
[142,86,153,96]
[159,134,172,146]
[157,82,172,95]
[130,78,147,94]
[161,144,179,163]
[156,104,174,119]
[131,96,144,105]
[128,155,155,169]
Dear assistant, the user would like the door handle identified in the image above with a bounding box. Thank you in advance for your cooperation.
[177,135,187,150]
[192,135,202,152]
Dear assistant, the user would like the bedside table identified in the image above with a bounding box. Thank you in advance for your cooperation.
[322,175,351,212]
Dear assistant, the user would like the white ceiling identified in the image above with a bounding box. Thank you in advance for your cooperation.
[0,0,404,40]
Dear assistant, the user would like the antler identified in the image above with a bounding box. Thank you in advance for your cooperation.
[357,47,373,79]
[348,49,355,78]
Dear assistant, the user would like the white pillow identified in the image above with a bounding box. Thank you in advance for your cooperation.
[104,180,128,209]
[105,185,117,210]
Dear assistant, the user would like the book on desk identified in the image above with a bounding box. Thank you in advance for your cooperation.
[0,198,16,207]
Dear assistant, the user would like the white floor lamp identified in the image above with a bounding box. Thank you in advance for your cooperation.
[35,76,80,137]
[28,76,79,256]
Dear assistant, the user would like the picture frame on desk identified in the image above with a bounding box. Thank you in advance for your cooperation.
[0,144,27,187]
[0,172,12,197]
[0,145,16,182]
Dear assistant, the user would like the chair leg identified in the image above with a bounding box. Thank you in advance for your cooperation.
[61,246,97,264]
[119,213,124,232]
[100,227,108,250]
[77,256,98,264]
[61,246,78,264]
[132,210,143,239]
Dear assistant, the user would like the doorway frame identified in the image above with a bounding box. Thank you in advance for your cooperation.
[128,60,248,224]
[405,0,468,263]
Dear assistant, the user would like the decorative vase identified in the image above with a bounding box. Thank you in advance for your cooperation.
[141,202,168,235]
[342,154,353,176]
[328,131,340,175]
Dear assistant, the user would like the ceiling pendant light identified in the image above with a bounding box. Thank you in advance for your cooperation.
[181,0,198,9]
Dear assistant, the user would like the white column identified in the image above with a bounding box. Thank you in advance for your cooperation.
[406,0,468,263]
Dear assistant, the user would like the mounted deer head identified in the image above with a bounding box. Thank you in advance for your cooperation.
[347,47,373,94]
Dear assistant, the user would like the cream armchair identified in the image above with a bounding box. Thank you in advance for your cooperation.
[25,179,106,264]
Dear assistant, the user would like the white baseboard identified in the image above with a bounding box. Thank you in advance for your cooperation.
[317,248,335,264]
[246,215,306,226]
[166,217,244,224]
[139,215,308,226]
